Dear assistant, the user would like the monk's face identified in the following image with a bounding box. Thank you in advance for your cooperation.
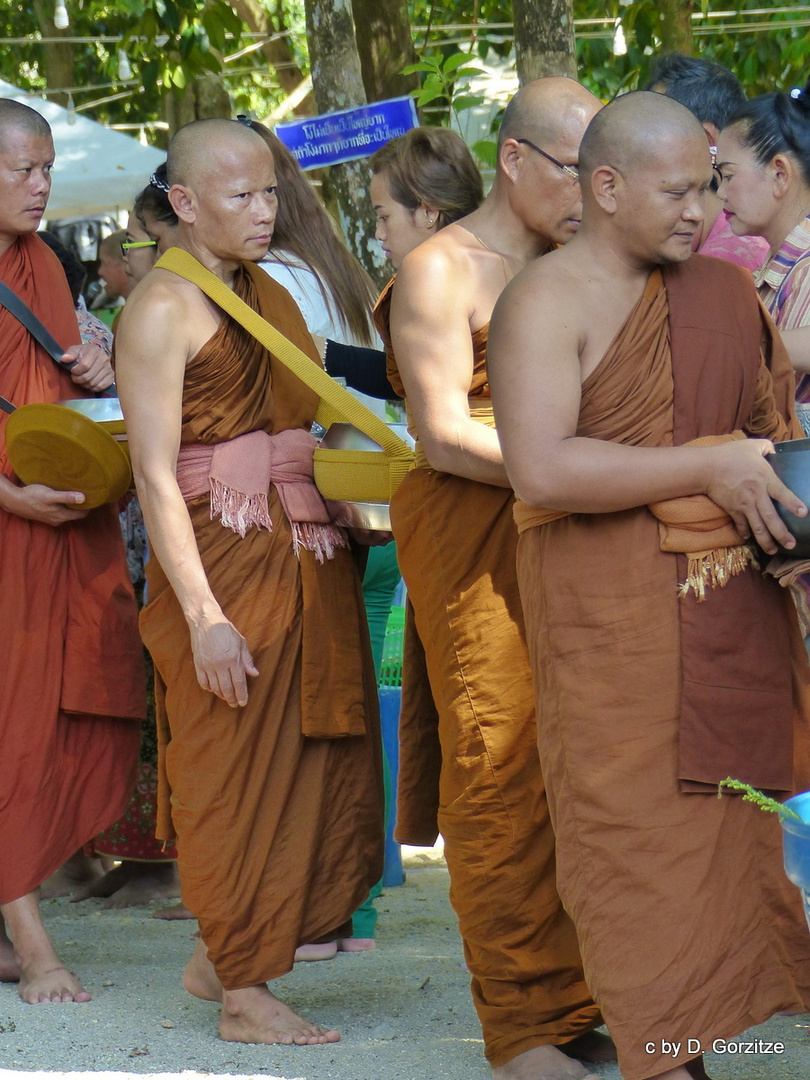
[183,138,277,263]
[615,135,712,265]
[0,125,54,249]
[509,98,602,246]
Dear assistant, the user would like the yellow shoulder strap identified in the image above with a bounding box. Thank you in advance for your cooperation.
[155,247,412,463]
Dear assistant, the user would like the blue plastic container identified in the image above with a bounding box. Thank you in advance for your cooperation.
[780,791,810,933]
[379,685,404,887]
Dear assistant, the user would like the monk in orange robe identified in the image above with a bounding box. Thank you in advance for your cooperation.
[0,100,143,1004]
[489,90,810,1080]
[115,118,383,1046]
[373,81,610,1080]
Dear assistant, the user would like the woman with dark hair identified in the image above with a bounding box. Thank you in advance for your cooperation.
[134,162,178,257]
[717,80,810,413]
[717,78,810,641]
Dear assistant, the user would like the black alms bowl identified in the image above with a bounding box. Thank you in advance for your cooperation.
[769,438,810,558]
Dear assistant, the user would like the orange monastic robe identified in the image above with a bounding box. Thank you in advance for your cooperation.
[0,234,143,905]
[141,263,384,990]
[516,257,810,1080]
[375,279,599,1068]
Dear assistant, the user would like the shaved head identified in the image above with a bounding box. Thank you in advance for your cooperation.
[579,91,705,182]
[0,99,51,143]
[498,76,601,151]
[167,118,270,188]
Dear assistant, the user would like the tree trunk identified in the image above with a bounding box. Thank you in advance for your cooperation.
[513,0,577,85]
[229,0,314,115]
[163,74,232,138]
[304,0,389,287]
[350,0,418,103]
[657,0,694,55]
[32,0,74,108]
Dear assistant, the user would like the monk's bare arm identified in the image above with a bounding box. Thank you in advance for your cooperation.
[390,244,509,487]
[488,269,805,553]
[116,281,258,707]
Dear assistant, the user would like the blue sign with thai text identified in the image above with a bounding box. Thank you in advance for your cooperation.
[275,96,418,170]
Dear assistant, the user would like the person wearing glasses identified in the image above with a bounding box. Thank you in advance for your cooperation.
[92,229,134,329]
[371,80,612,1080]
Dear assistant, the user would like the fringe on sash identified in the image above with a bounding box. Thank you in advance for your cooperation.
[210,478,348,563]
[211,478,272,538]
[678,543,759,602]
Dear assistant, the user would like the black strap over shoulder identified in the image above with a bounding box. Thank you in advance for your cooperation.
[0,279,74,370]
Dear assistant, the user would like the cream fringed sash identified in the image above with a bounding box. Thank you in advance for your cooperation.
[514,432,756,602]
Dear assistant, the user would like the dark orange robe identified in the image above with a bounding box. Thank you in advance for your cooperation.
[516,257,810,1080]
[375,279,599,1067]
[0,233,143,905]
[140,263,384,990]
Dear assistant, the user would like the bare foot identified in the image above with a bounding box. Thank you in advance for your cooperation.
[294,941,338,962]
[40,853,109,900]
[560,1030,617,1063]
[492,1044,598,1080]
[153,901,196,920]
[183,937,222,1002]
[337,937,376,952]
[220,983,340,1045]
[0,924,20,982]
[18,962,91,1004]
[684,1056,713,1080]
[71,861,181,908]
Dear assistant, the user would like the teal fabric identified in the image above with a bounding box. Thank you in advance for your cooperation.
[351,543,401,938]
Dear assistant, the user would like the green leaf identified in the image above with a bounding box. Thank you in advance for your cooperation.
[171,63,187,89]
[717,778,803,822]
[471,138,498,169]
[415,86,447,107]
[452,66,484,80]
[402,61,440,76]
[441,51,474,74]
[452,94,484,112]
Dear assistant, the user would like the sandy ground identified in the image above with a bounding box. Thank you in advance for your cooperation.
[1,847,809,1080]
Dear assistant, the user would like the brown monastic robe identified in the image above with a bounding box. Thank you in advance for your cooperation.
[141,262,384,990]
[375,279,599,1067]
[0,233,143,905]
[516,257,810,1080]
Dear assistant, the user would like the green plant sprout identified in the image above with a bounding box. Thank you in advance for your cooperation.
[717,777,803,823]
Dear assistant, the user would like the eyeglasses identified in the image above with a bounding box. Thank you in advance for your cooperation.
[516,139,579,184]
[120,239,157,257]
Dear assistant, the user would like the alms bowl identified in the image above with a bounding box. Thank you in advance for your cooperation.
[768,438,810,558]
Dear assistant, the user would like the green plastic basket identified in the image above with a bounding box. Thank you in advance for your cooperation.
[379,604,405,687]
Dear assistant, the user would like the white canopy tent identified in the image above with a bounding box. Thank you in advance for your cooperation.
[0,78,165,221]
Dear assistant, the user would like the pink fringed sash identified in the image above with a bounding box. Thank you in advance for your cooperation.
[176,428,348,563]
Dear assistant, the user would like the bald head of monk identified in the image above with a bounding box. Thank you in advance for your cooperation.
[166,118,278,265]
[0,101,55,255]
[577,90,713,265]
[496,76,602,245]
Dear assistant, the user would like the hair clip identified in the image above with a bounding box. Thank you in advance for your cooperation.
[236,114,254,127]
[149,172,171,193]
[790,88,803,100]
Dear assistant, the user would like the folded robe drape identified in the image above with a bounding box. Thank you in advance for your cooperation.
[516,256,810,1080]
[141,261,384,989]
[0,233,143,905]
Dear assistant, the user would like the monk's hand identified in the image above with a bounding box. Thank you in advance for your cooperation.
[63,343,115,393]
[189,615,259,708]
[705,438,806,555]
[9,482,88,526]
[348,527,394,546]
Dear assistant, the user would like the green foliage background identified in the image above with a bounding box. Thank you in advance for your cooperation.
[0,1,807,130]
